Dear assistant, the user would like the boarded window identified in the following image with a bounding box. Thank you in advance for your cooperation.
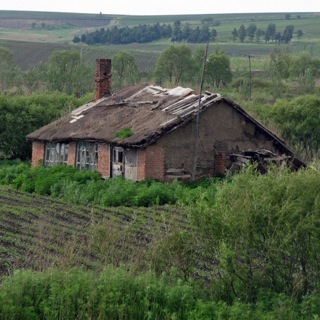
[45,142,69,166]
[76,141,98,171]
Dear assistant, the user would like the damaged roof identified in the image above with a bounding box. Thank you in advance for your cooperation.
[26,83,292,153]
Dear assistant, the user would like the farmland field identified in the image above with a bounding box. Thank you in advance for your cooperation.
[0,185,191,277]
[1,10,320,73]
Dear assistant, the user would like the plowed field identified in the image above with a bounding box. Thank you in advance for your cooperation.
[0,186,190,277]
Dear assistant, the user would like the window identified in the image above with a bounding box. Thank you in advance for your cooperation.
[45,142,69,166]
[76,141,98,171]
[113,147,124,163]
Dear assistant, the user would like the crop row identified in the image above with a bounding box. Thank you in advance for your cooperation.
[0,186,190,277]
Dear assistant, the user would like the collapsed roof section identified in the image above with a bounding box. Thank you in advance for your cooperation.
[27,83,291,155]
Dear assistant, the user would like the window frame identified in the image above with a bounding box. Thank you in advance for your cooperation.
[44,142,69,167]
[76,141,98,171]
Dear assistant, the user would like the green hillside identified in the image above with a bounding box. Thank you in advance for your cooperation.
[0,10,320,73]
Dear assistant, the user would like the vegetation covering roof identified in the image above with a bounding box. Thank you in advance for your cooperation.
[27,83,292,152]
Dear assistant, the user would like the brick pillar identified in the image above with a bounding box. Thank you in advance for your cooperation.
[98,143,110,178]
[67,142,77,167]
[95,59,111,100]
[214,153,226,176]
[31,141,45,167]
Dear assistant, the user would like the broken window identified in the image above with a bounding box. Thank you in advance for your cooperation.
[113,147,124,163]
[112,146,124,177]
[76,141,98,171]
[45,142,69,166]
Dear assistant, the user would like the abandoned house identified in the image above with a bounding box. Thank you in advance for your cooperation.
[26,59,303,181]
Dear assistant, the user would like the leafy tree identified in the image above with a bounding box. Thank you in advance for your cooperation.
[0,46,21,93]
[265,23,276,42]
[154,45,195,85]
[210,29,217,41]
[290,52,320,78]
[282,25,294,43]
[238,24,246,42]
[0,94,85,159]
[285,13,291,20]
[246,23,257,41]
[255,29,264,43]
[112,51,140,89]
[171,20,183,42]
[269,48,291,80]
[46,50,94,96]
[274,32,282,43]
[270,95,320,158]
[296,29,304,40]
[193,46,206,83]
[72,35,81,43]
[231,28,238,41]
[205,48,232,87]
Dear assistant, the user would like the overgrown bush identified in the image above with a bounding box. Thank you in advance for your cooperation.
[192,165,320,303]
[1,267,320,319]
[0,93,91,159]
[0,163,220,207]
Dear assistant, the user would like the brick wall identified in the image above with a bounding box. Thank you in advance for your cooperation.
[31,141,45,167]
[98,143,110,178]
[137,149,146,180]
[67,142,77,166]
[144,144,165,181]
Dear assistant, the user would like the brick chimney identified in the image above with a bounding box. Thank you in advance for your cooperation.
[95,59,111,100]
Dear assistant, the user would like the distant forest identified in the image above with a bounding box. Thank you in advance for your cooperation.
[73,20,218,45]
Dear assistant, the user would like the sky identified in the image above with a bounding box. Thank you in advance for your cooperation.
[1,0,319,16]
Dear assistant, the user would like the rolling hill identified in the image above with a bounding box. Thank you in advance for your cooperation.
[1,10,320,73]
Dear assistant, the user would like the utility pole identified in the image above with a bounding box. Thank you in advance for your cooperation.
[192,41,210,181]
[248,54,253,101]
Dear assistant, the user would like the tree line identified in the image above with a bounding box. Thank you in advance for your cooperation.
[73,20,217,45]
[232,23,302,43]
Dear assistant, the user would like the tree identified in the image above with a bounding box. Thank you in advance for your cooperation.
[282,25,294,43]
[210,29,217,42]
[0,94,84,159]
[154,45,195,85]
[265,23,276,42]
[269,48,291,80]
[112,51,140,89]
[0,46,21,93]
[238,24,246,42]
[296,29,304,40]
[246,23,257,41]
[73,35,81,43]
[171,20,182,42]
[231,28,238,42]
[205,48,232,88]
[285,13,291,20]
[271,95,320,158]
[255,29,264,43]
[46,50,94,96]
[290,52,320,78]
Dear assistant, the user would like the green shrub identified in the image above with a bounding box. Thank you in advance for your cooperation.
[0,267,319,319]
[192,165,320,302]
[0,162,221,207]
